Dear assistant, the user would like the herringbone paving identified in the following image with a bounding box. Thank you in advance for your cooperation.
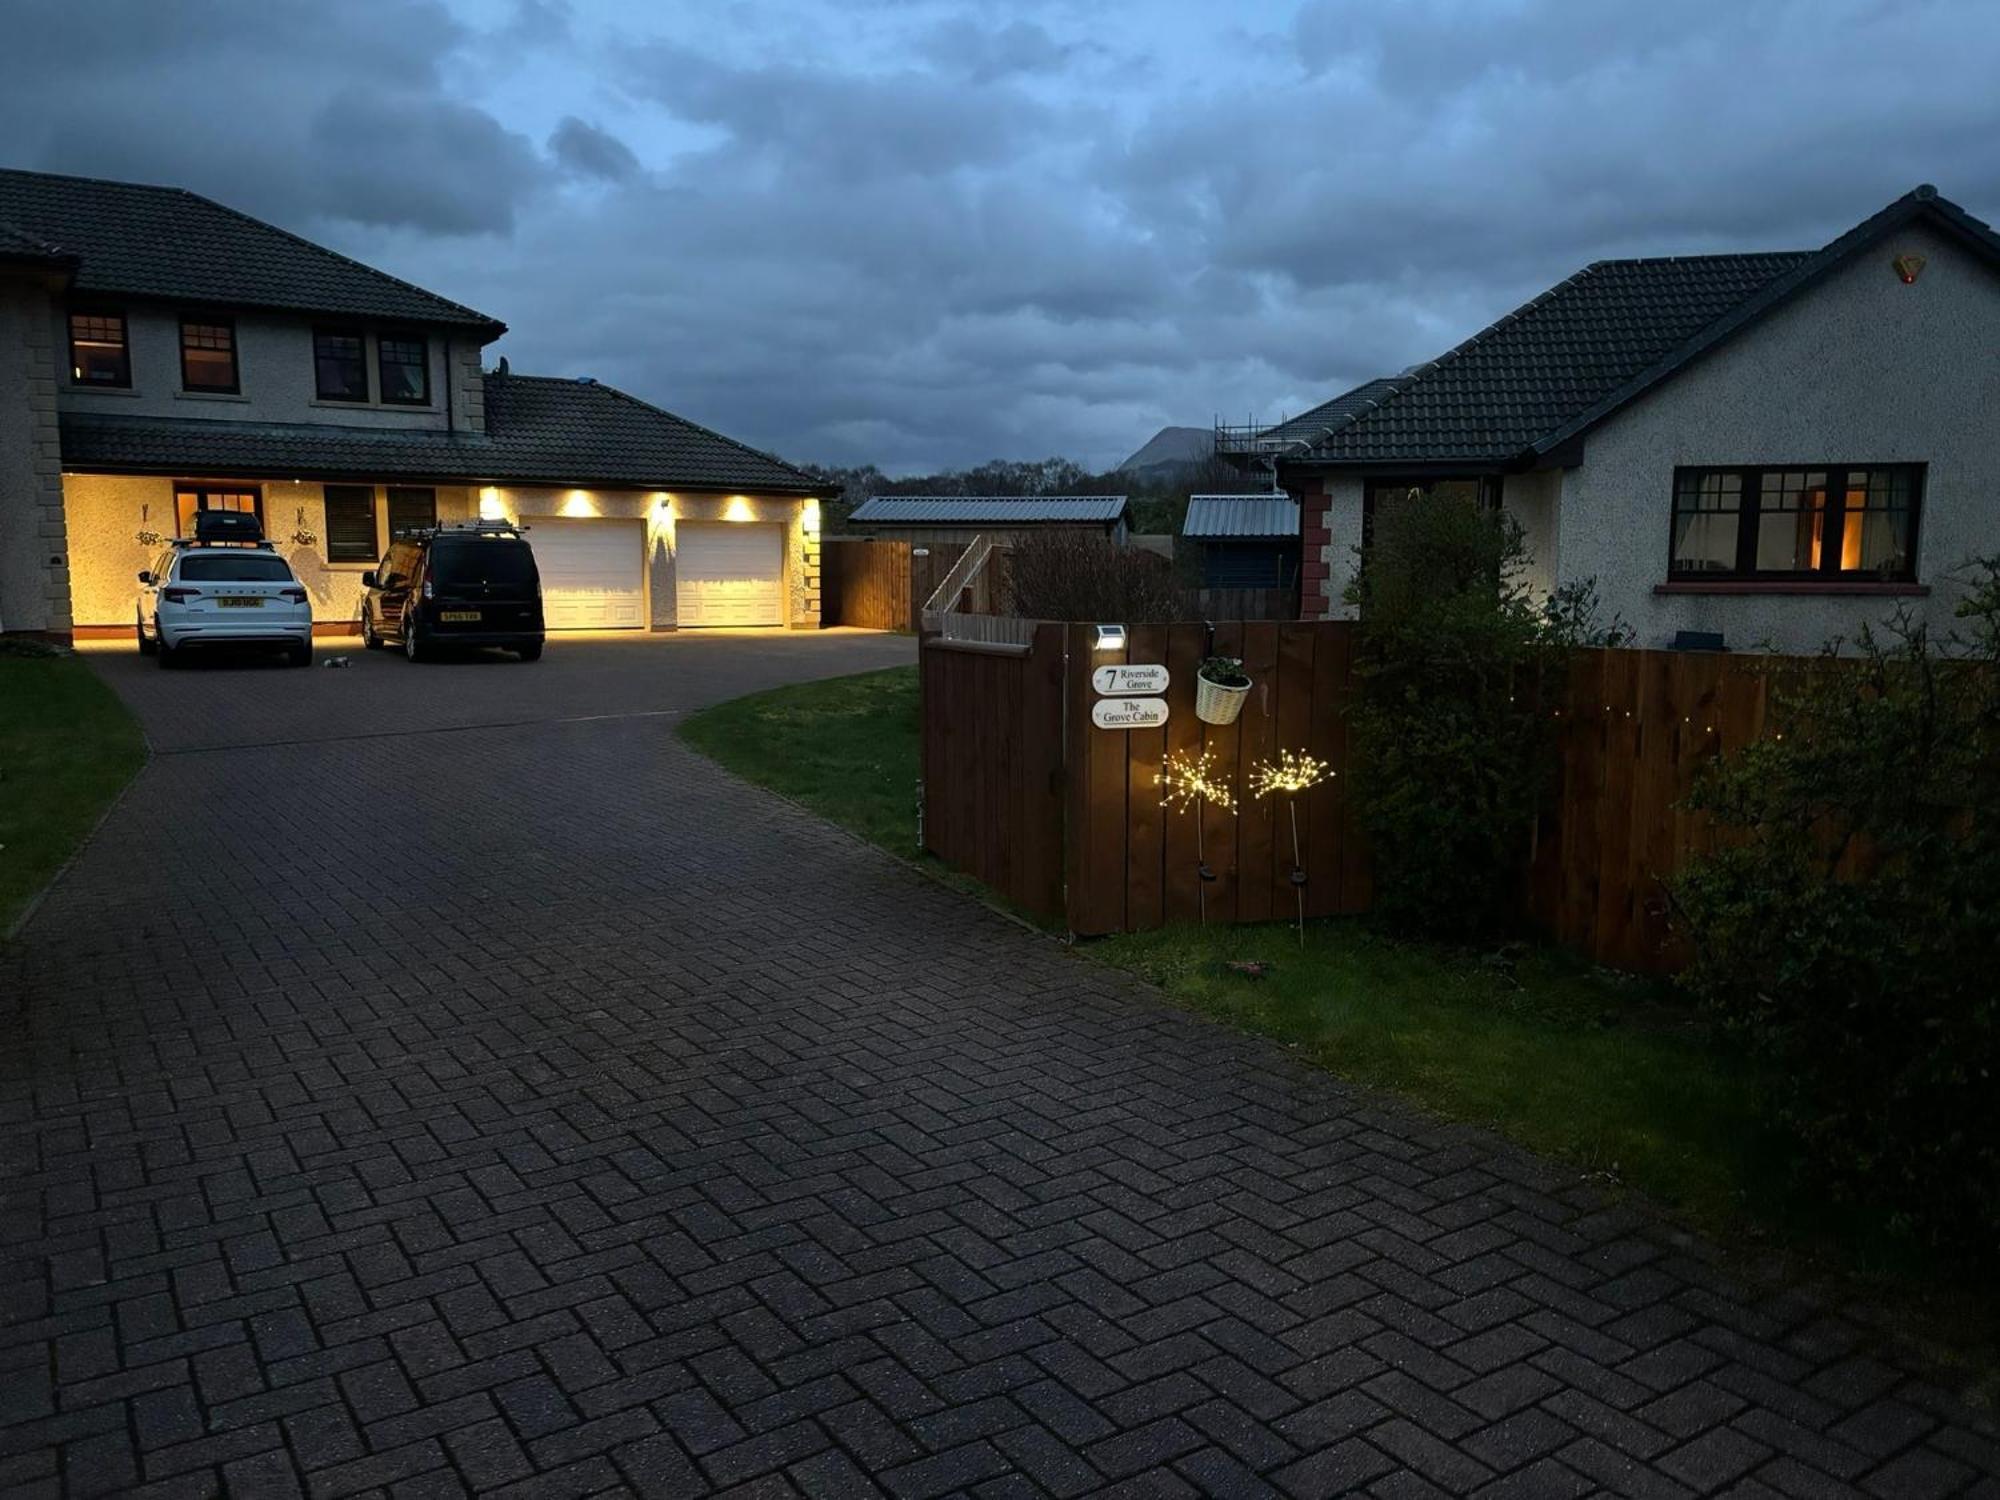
[3,639,1994,1497]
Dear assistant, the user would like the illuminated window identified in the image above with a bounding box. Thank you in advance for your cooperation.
[180,316,238,393]
[1669,465,1922,581]
[173,484,262,537]
[69,309,130,386]
[378,332,429,405]
[314,327,368,401]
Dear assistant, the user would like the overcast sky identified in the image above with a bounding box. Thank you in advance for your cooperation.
[2,0,1997,472]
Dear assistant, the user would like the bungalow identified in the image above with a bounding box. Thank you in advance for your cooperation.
[0,167,833,639]
[1226,185,2000,651]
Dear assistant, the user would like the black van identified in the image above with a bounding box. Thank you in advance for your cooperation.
[359,521,545,662]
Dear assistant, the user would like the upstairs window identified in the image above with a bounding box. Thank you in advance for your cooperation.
[1670,465,1923,582]
[70,309,130,386]
[378,332,430,405]
[180,316,239,393]
[314,327,368,401]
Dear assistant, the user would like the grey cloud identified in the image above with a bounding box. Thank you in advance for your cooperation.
[549,117,641,181]
[0,0,542,237]
[3,0,1998,472]
[917,19,1075,82]
[308,90,546,234]
[621,41,1063,179]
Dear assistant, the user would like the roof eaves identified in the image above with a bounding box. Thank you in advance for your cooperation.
[1531,184,1999,458]
[175,180,507,336]
[1293,263,1609,463]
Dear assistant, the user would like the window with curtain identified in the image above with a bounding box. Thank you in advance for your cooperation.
[1669,465,1922,581]
[386,487,436,537]
[180,316,239,393]
[378,332,430,405]
[323,485,378,563]
[173,485,262,536]
[70,309,130,386]
[314,327,368,401]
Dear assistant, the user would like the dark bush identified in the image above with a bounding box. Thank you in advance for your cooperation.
[1006,531,1191,622]
[1671,563,2000,1251]
[1344,490,1615,940]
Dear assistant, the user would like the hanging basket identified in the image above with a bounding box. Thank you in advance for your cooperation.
[1195,672,1251,725]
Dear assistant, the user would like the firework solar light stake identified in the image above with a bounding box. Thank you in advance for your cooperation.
[1251,749,1334,942]
[1156,747,1236,923]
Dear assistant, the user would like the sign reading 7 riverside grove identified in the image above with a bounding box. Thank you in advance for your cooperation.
[1092,664,1170,696]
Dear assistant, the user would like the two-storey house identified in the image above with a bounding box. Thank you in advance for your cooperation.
[0,168,832,640]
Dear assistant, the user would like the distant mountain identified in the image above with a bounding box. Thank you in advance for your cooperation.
[1118,425,1212,475]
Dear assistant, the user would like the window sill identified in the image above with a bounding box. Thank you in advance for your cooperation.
[173,389,249,404]
[68,384,142,397]
[1654,580,1928,597]
[308,398,442,414]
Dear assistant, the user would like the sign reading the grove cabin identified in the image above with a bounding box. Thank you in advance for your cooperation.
[1092,663,1170,696]
[1091,696,1170,730]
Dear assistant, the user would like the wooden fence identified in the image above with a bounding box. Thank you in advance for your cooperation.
[821,539,966,631]
[1528,647,1773,971]
[919,618,1797,972]
[1190,586,1298,621]
[919,626,1067,919]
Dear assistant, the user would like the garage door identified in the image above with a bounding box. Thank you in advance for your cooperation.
[677,522,785,627]
[527,517,645,630]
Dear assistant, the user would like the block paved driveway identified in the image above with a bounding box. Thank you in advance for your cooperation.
[3,632,1994,1499]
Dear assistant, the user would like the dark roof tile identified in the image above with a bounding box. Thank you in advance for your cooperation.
[58,372,825,495]
[0,168,502,331]
[1273,185,2000,468]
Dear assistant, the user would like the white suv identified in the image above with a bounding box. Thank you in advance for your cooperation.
[137,542,314,668]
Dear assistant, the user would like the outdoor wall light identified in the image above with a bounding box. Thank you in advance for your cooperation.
[1094,624,1127,651]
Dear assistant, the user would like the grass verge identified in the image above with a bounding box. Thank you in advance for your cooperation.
[0,651,146,934]
[680,663,1991,1377]
[679,666,921,854]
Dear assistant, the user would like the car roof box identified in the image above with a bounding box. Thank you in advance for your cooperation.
[192,510,265,545]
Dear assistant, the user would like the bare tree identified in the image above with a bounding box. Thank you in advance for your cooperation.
[1006,531,1191,622]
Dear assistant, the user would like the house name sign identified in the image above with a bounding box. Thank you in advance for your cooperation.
[1091,697,1170,730]
[1092,664,1170,696]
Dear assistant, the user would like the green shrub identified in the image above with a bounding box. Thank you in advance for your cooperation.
[1671,563,2000,1251]
[1344,491,1614,940]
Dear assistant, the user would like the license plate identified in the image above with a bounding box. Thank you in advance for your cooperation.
[441,610,481,622]
[216,597,263,608]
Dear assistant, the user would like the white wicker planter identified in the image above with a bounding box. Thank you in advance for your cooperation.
[1194,673,1251,725]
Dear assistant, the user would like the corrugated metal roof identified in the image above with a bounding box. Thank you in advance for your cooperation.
[1182,494,1298,539]
[849,495,1128,524]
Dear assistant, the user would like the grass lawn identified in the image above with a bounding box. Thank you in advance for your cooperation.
[679,666,921,855]
[0,651,146,934]
[680,663,1985,1362]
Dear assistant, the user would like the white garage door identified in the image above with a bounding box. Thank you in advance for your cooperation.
[677,522,785,627]
[527,517,645,630]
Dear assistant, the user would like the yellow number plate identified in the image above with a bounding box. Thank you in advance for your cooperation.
[441,610,481,622]
[215,597,263,608]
